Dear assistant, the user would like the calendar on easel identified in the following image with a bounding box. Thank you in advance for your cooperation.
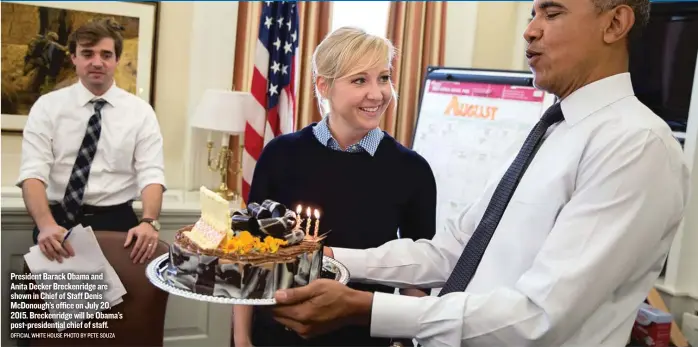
[411,67,556,233]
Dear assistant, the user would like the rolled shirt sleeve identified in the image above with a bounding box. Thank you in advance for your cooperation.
[335,129,688,346]
[17,97,54,187]
[134,106,166,192]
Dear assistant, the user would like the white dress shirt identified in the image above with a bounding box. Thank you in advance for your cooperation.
[17,81,166,206]
[333,73,690,347]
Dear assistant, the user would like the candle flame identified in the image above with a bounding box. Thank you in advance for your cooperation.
[306,206,311,217]
[296,204,302,214]
[314,209,320,219]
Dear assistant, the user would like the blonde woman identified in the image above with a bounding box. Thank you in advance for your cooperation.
[233,27,437,347]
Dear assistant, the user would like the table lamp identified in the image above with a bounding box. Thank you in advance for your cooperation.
[190,89,252,201]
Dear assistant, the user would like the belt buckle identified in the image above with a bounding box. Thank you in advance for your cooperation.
[77,206,92,217]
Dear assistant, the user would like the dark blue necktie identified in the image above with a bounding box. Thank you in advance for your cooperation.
[58,99,107,226]
[438,103,565,296]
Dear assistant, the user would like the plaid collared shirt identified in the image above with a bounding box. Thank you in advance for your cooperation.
[312,116,384,156]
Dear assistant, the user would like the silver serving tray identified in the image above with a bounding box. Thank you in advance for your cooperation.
[145,253,350,305]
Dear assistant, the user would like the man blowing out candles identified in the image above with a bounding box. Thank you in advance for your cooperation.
[270,0,691,346]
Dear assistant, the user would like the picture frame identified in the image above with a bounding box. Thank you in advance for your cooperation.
[1,0,159,133]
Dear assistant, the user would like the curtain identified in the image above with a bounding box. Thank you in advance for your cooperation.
[232,2,262,92]
[295,1,333,130]
[226,1,332,200]
[227,1,262,203]
[383,1,447,147]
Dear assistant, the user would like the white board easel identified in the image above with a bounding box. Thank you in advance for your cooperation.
[411,67,556,234]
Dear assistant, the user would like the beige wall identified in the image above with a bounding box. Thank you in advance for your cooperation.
[1,2,238,191]
[445,1,531,71]
[1,131,22,187]
[152,2,194,191]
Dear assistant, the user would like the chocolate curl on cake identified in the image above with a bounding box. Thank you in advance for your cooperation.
[231,200,303,244]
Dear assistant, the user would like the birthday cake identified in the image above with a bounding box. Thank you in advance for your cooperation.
[166,186,327,300]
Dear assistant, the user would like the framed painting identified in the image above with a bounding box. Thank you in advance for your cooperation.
[1,1,159,132]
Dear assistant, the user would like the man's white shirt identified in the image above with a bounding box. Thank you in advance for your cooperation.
[17,81,166,206]
[333,73,690,346]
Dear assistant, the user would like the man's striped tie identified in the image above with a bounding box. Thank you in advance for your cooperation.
[57,98,107,227]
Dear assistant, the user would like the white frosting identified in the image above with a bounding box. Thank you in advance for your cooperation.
[185,186,232,249]
[187,219,226,250]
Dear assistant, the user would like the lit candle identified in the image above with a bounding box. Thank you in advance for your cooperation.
[313,209,320,238]
[295,205,302,230]
[305,207,312,236]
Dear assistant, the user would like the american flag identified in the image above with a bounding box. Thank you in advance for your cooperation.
[242,1,300,203]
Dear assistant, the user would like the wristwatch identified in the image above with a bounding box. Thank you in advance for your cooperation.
[140,218,161,232]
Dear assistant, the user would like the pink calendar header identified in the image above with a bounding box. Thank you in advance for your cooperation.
[427,80,546,103]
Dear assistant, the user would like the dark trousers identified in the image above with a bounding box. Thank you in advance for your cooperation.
[251,284,394,346]
[251,312,392,347]
[31,201,139,244]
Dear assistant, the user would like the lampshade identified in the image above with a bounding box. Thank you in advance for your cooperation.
[190,89,252,134]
